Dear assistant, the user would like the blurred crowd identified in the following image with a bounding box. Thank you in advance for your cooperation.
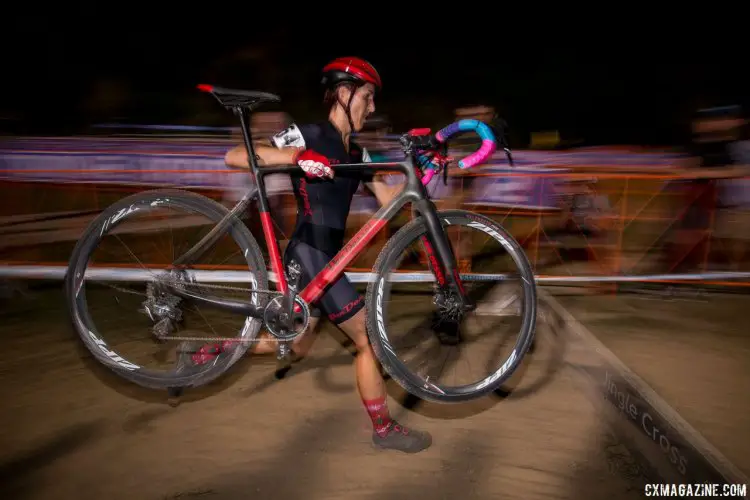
[665,105,750,272]
[237,102,749,276]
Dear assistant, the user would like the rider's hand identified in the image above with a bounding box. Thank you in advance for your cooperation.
[399,128,440,153]
[428,151,454,168]
[410,128,451,169]
[294,149,334,179]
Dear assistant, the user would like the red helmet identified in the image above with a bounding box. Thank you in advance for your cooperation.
[321,57,382,91]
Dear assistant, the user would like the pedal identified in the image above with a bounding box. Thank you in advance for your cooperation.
[276,341,291,361]
[275,342,292,379]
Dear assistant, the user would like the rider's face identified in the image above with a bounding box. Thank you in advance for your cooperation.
[341,83,376,132]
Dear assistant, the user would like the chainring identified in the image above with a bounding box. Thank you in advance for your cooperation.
[263,295,310,341]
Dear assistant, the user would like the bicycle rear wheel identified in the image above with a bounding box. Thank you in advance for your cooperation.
[365,209,537,403]
[65,189,268,390]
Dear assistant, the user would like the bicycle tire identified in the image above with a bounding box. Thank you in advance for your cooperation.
[65,189,268,390]
[365,209,537,403]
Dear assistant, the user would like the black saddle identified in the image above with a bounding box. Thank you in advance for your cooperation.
[197,84,281,109]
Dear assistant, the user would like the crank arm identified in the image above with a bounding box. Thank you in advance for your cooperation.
[282,260,303,330]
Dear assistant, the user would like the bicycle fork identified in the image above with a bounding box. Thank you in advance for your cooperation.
[416,200,472,312]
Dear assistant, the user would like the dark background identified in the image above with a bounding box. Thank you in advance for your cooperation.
[1,11,746,147]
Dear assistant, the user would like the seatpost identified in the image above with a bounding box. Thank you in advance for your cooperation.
[235,106,271,213]
[236,107,260,175]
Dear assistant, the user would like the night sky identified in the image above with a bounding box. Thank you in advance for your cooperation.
[2,12,746,146]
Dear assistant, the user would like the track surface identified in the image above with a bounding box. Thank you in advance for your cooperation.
[552,288,750,477]
[0,283,649,500]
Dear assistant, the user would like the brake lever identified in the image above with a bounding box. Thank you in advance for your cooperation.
[505,148,514,167]
[493,118,515,167]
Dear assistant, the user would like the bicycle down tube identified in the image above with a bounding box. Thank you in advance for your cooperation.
[166,160,468,318]
[167,108,471,318]
[257,165,452,294]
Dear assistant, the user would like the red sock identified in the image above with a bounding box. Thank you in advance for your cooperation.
[363,397,393,437]
[190,341,234,365]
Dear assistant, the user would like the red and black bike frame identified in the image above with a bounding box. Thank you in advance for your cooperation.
[169,106,468,319]
[239,108,467,308]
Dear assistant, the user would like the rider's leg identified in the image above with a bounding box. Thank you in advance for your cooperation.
[335,309,386,401]
[330,305,432,454]
[250,315,322,356]
[277,240,431,452]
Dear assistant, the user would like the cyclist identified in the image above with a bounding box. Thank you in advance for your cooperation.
[179,57,433,454]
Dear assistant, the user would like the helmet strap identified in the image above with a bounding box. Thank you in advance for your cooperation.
[334,83,360,147]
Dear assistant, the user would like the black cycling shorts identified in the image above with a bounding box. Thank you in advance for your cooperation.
[283,239,364,325]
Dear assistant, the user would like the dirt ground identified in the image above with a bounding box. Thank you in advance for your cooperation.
[551,287,750,477]
[0,282,650,500]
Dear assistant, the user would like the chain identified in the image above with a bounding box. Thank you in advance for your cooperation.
[162,331,297,343]
[94,274,300,344]
[167,333,287,343]
[101,277,280,299]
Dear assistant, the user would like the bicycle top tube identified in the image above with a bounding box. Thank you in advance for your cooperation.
[258,161,408,176]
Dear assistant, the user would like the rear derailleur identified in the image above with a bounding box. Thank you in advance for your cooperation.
[140,269,191,340]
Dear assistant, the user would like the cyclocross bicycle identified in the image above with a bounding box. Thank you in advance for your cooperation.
[64,85,537,404]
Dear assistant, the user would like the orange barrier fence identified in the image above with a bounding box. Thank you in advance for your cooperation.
[1,166,749,290]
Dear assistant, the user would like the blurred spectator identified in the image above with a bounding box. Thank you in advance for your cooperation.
[355,114,393,162]
[666,105,747,272]
[223,111,296,242]
[715,119,750,269]
[251,111,291,138]
[349,115,395,259]
[455,105,496,125]
[253,112,296,239]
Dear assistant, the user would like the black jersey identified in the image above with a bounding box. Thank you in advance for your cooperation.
[270,120,373,255]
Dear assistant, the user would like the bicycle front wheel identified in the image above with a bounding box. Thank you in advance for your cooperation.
[365,209,537,403]
[65,189,268,391]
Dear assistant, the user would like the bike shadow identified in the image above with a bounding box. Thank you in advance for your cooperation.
[234,329,363,400]
[0,419,107,499]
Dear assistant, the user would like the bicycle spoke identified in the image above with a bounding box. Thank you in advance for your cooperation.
[67,190,268,388]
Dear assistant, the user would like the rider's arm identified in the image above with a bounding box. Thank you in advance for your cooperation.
[225,123,307,168]
[224,141,303,168]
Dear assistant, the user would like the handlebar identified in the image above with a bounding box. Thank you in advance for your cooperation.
[402,119,498,186]
[436,119,497,168]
